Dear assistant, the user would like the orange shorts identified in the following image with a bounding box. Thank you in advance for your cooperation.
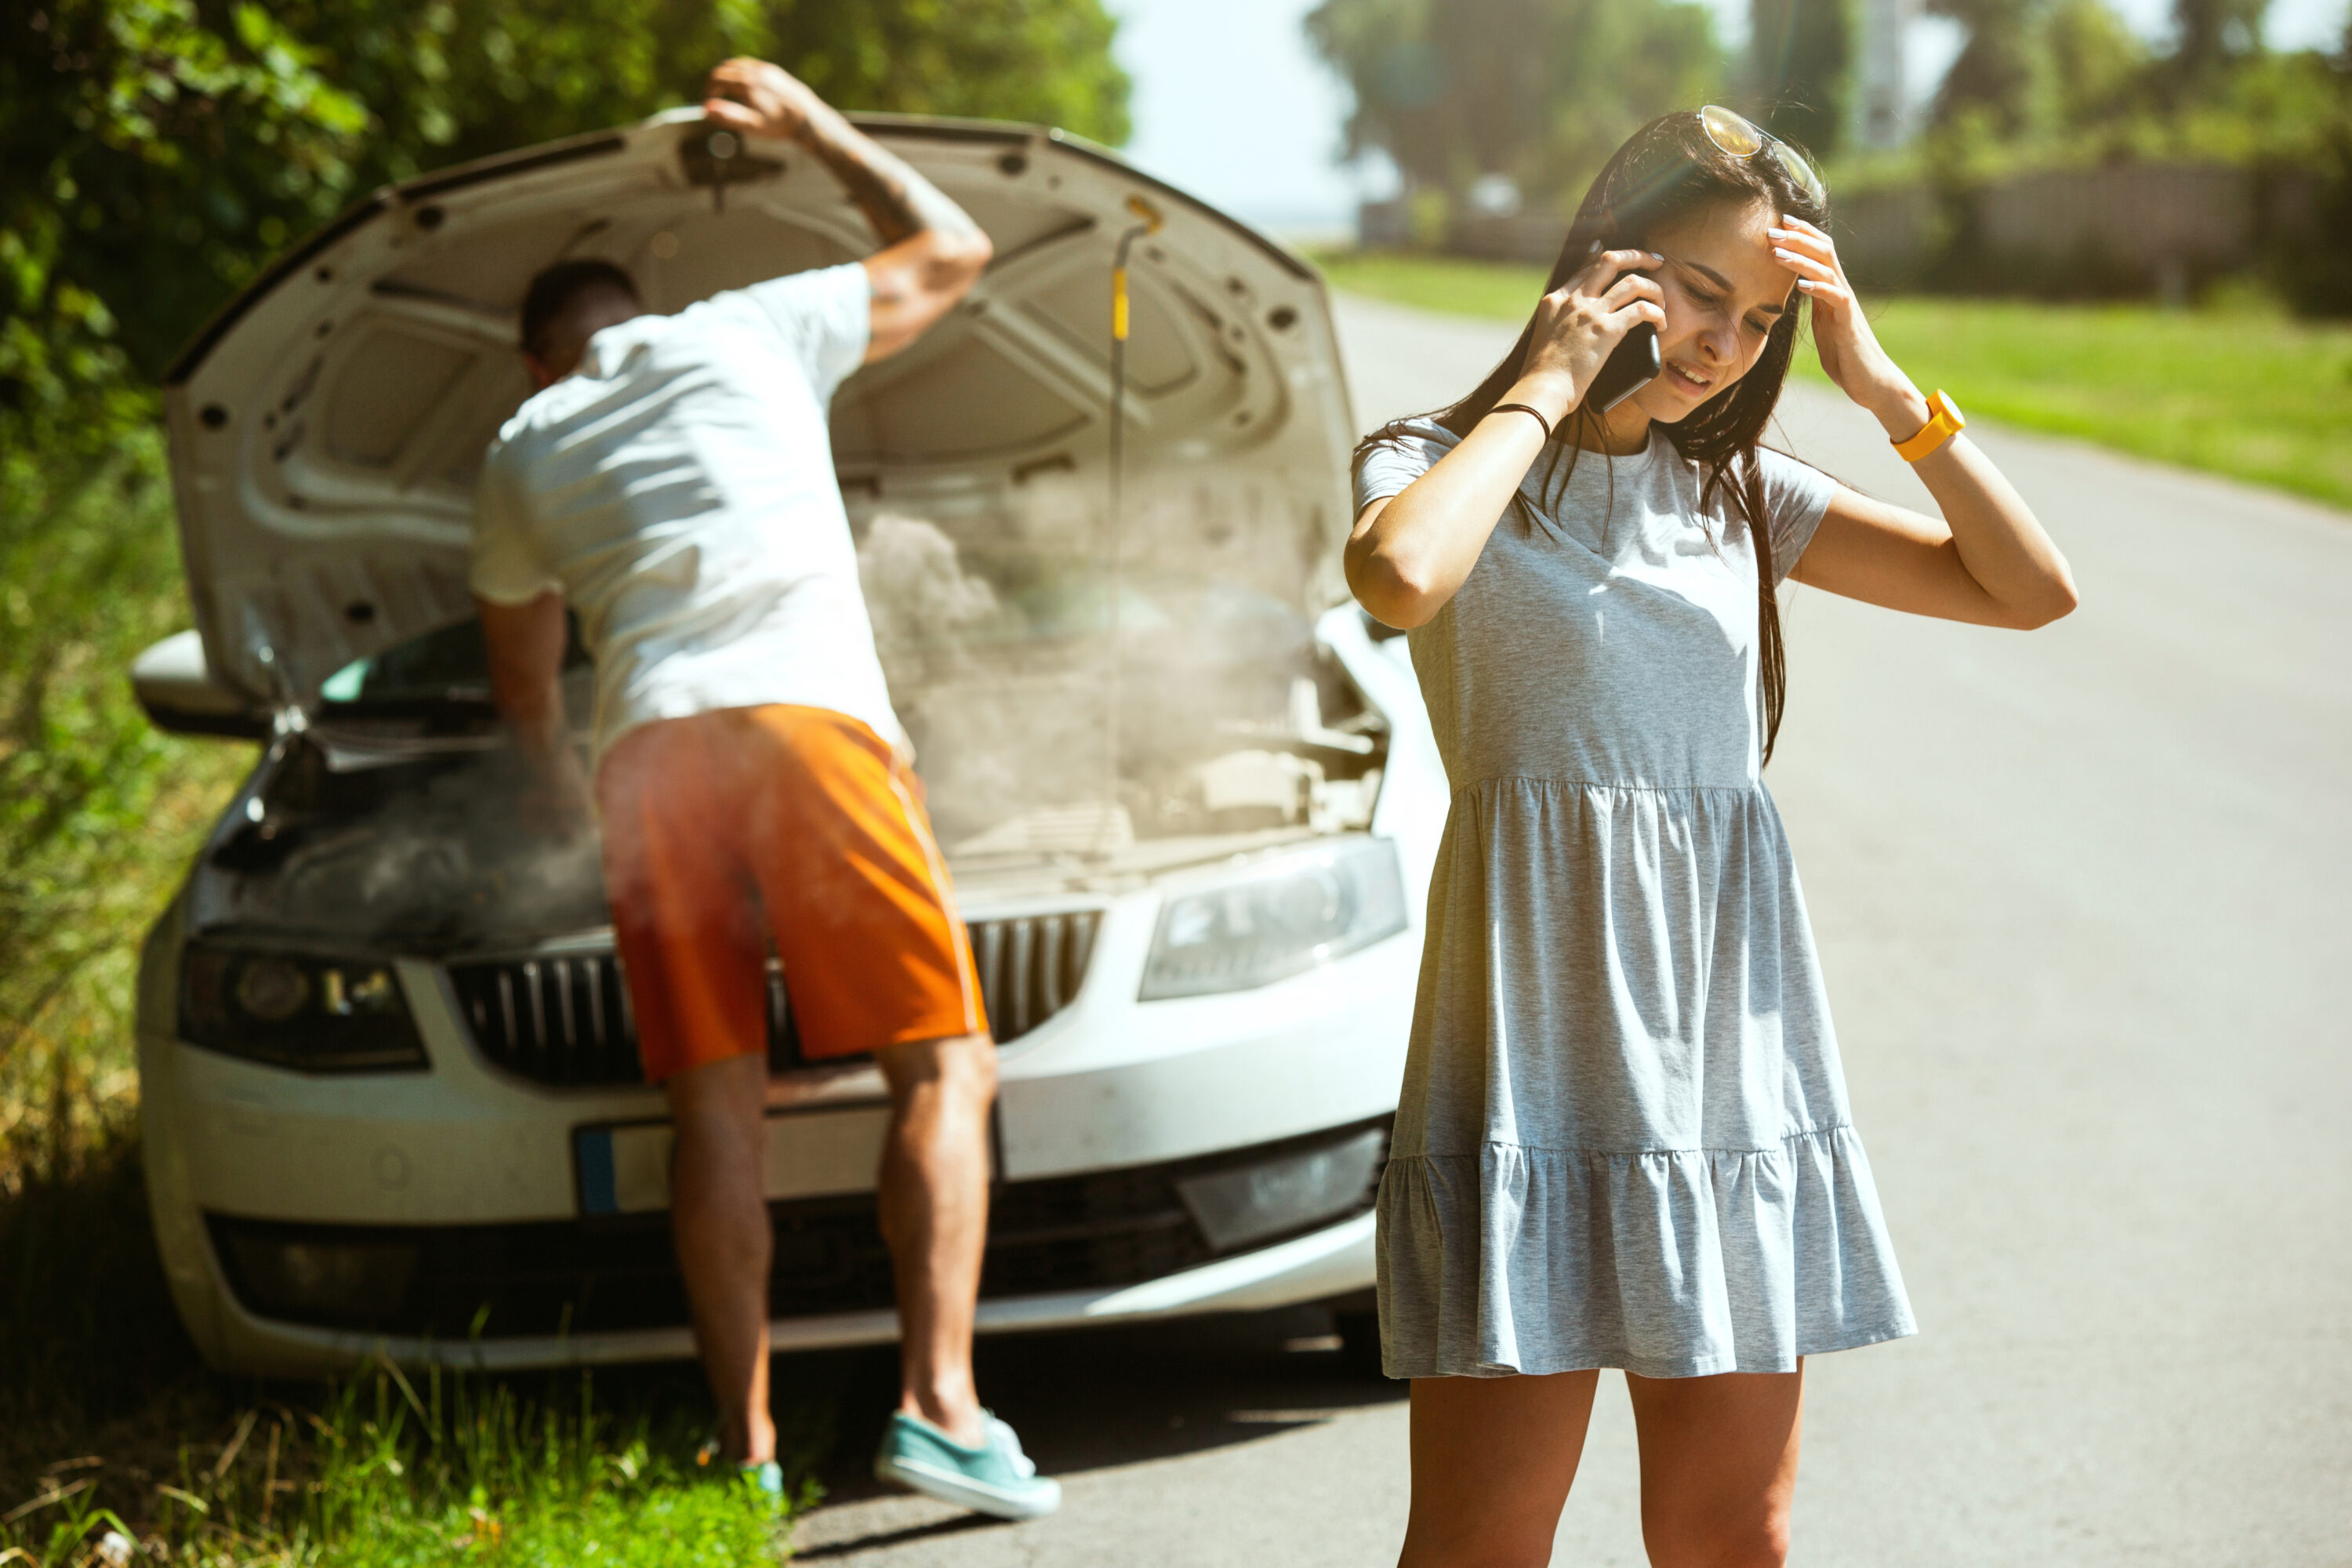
[596,704,987,1082]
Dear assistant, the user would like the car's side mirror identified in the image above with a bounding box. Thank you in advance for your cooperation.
[132,630,270,740]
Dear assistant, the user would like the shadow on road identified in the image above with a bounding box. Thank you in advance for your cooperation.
[782,1303,1403,1549]
[793,1512,1004,1561]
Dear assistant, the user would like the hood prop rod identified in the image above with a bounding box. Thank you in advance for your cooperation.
[1095,194,1164,858]
[708,129,738,213]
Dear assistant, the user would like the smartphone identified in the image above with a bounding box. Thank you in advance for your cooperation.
[1588,321,1661,413]
[1580,245,1662,414]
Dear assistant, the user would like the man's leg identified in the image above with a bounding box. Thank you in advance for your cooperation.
[728,706,1049,1508]
[666,1051,777,1466]
[598,716,779,1468]
[873,1030,998,1446]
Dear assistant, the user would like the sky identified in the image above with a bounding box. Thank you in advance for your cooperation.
[1104,0,2350,234]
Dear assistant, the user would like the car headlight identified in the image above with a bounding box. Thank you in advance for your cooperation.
[1140,836,1408,1000]
[178,942,428,1073]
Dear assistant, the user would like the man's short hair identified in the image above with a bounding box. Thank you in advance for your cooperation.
[520,260,641,359]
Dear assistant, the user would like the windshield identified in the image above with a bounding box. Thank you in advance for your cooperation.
[319,617,592,713]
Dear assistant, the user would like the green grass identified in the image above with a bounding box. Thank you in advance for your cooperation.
[1313,249,2352,511]
[0,1116,826,1567]
[2,1365,800,1568]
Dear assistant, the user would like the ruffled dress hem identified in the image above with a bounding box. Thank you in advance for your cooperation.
[1375,1124,1917,1381]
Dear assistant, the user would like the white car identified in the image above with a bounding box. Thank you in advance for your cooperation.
[131,110,1446,1377]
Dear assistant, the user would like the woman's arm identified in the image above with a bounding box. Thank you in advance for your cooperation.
[1346,249,1667,630]
[1769,216,2078,629]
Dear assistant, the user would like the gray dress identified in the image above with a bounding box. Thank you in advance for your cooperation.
[1361,420,1915,1380]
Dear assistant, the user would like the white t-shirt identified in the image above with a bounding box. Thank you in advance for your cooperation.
[471,263,901,767]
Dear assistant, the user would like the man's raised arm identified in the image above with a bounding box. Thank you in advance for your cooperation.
[702,58,991,362]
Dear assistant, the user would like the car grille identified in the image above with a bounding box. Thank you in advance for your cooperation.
[205,1117,1389,1340]
[448,952,641,1087]
[448,910,1102,1087]
[967,911,1099,1041]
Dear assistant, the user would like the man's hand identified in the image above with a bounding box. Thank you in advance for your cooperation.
[479,592,596,840]
[702,58,822,144]
[520,746,597,840]
[699,55,991,362]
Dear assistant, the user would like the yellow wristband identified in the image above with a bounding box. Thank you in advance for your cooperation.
[1893,389,1965,463]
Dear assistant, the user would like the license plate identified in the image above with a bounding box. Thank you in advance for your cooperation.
[574,1104,893,1216]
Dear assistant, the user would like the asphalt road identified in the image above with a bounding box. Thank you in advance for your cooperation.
[786,293,2352,1566]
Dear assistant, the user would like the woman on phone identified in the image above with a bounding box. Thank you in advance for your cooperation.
[1350,109,2076,1567]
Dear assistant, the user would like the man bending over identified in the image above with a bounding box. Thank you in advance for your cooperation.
[470,58,1057,1520]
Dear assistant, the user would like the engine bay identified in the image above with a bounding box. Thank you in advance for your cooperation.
[193,498,1388,954]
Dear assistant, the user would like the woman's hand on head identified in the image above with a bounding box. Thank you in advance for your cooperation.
[1519,249,1669,418]
[1769,217,1928,434]
[1778,214,2078,630]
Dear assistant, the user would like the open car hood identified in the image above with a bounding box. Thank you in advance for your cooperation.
[162,109,1357,716]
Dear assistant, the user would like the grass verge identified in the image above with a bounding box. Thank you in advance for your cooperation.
[0,1114,822,1566]
[1313,249,2352,511]
[4,1366,800,1568]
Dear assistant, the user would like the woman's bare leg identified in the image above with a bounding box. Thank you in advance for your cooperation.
[1398,1370,1600,1568]
[1624,1363,1805,1568]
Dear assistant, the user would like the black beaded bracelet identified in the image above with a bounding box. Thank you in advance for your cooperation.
[1489,402,1554,441]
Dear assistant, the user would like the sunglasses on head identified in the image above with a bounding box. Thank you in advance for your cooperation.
[1698,105,1826,208]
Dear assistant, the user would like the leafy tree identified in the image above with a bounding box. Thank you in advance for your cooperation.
[1929,0,2290,135]
[1542,0,1723,196]
[278,0,1130,208]
[10,0,1130,397]
[1928,0,2151,136]
[2167,0,2270,91]
[2,2,368,443]
[1308,0,1724,216]
[1746,0,1856,159]
[1310,0,1539,199]
[2035,0,2148,128]
[1927,0,2042,132]
[2,0,365,1080]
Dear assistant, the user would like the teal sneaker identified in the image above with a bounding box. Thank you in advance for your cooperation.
[695,1437,785,1501]
[873,1410,1061,1521]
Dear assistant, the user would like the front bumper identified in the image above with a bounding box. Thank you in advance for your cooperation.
[141,935,1414,1377]
[185,1176,1382,1378]
[197,1212,1377,1376]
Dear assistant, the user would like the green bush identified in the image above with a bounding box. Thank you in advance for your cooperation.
[0,435,253,1192]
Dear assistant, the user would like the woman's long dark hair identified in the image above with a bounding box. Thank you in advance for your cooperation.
[1358,112,1831,764]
